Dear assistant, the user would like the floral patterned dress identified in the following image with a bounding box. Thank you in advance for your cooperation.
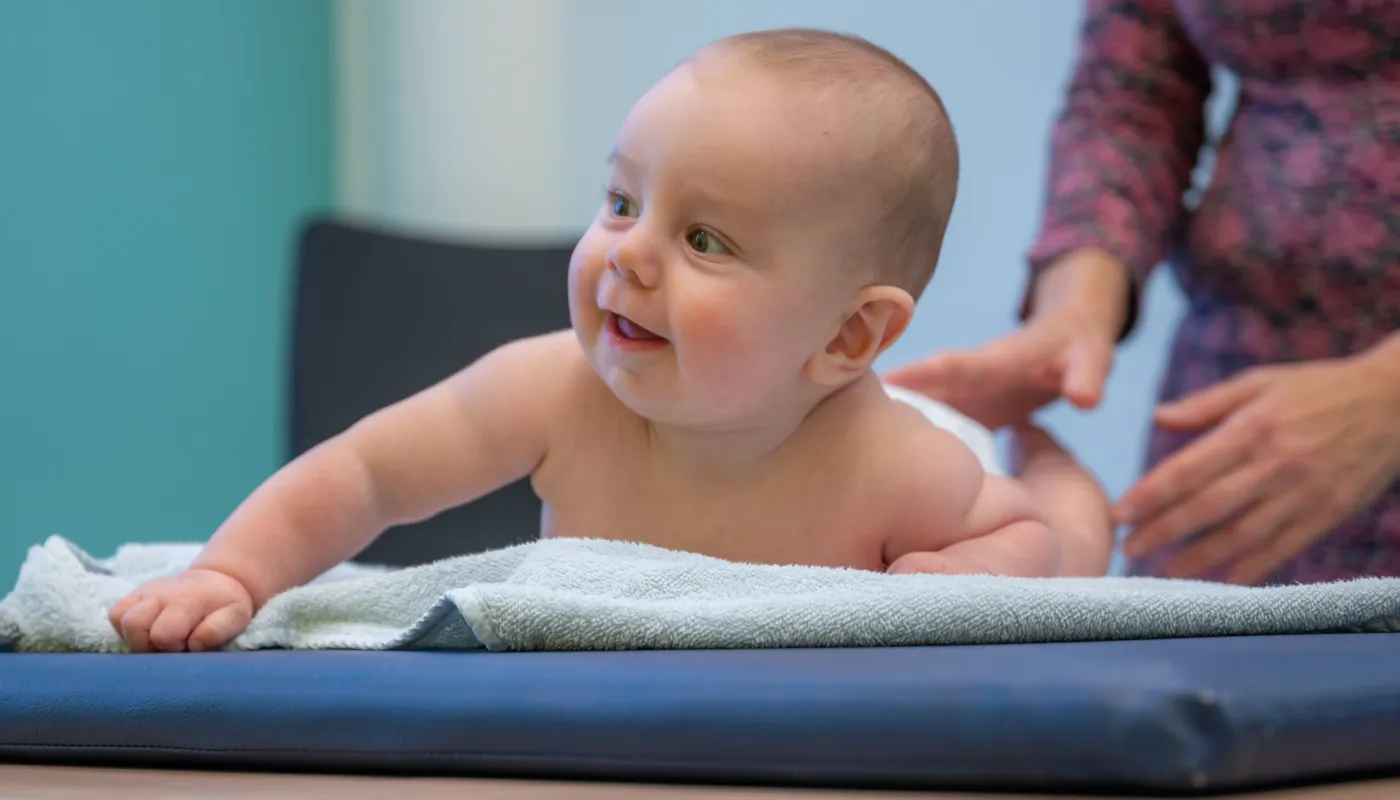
[1025,0,1400,582]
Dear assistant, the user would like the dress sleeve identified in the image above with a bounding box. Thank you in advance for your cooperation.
[1022,0,1214,338]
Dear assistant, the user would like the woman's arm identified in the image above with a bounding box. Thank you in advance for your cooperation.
[1356,331,1400,401]
[882,2,1216,423]
[1022,0,1215,339]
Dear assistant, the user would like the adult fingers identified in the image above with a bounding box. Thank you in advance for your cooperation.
[1160,491,1302,579]
[1225,504,1336,585]
[1154,370,1269,431]
[887,322,1066,394]
[883,351,968,397]
[1123,458,1274,562]
[1115,415,1254,525]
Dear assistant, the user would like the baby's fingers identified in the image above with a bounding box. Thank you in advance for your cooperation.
[886,551,954,575]
[117,596,163,653]
[187,604,252,653]
[107,594,142,635]
[148,602,206,653]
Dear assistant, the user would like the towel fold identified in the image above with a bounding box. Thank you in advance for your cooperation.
[2,534,1398,653]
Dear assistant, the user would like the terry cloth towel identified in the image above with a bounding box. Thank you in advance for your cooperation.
[2,535,1399,653]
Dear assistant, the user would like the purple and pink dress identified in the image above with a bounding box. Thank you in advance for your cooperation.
[1025,0,1400,582]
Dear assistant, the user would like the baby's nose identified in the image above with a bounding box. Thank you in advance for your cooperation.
[607,234,660,288]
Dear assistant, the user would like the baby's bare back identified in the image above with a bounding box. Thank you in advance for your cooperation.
[531,363,950,572]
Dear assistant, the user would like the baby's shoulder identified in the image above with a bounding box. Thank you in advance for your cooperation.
[867,397,987,508]
[471,330,619,438]
[494,329,598,398]
[518,332,645,450]
[499,328,586,371]
[859,398,991,554]
[880,395,982,463]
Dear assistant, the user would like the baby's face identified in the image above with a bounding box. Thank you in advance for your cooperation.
[569,59,873,428]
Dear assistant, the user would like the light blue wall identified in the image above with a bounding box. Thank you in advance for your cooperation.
[0,2,333,581]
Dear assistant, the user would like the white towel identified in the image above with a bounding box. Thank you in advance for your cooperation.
[1,535,1396,653]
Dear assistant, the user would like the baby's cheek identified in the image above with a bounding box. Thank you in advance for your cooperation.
[676,297,788,385]
[679,299,746,349]
[567,239,606,326]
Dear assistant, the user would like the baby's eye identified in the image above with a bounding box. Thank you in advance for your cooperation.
[607,192,638,218]
[687,229,728,255]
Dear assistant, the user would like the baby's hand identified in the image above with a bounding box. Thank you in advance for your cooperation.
[108,568,255,653]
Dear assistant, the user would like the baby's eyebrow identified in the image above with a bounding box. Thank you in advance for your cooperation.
[606,148,644,178]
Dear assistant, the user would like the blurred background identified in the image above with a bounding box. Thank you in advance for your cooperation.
[1,1,1238,581]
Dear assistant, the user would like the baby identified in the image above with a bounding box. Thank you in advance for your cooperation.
[109,28,1113,653]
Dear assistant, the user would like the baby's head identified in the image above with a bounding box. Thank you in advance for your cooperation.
[569,28,958,428]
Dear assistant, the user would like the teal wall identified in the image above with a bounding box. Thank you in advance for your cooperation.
[0,2,333,583]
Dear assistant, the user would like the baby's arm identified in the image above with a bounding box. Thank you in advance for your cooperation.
[1008,424,1114,577]
[109,331,578,652]
[884,432,1058,577]
[884,426,1111,578]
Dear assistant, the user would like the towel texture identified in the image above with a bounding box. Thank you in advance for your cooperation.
[3,534,1399,653]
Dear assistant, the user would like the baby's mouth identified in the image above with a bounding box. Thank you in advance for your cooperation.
[608,312,667,343]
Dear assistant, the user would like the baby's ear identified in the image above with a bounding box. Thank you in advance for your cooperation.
[807,285,914,387]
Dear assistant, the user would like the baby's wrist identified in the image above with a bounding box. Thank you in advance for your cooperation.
[186,562,262,609]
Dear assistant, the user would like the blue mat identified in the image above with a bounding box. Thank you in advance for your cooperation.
[2,634,1399,794]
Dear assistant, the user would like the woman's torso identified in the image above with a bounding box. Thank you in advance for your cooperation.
[1135,0,1400,582]
[1172,0,1400,362]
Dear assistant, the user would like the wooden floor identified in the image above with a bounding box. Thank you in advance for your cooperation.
[2,767,1397,800]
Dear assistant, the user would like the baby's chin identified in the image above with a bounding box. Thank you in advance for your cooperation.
[589,356,670,415]
[589,360,721,427]
[579,332,779,427]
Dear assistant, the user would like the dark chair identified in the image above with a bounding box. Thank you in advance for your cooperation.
[288,218,576,566]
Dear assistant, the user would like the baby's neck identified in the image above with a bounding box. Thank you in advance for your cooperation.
[643,372,884,483]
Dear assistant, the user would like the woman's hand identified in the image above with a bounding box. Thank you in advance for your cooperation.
[1118,353,1400,584]
[884,309,1115,430]
[884,248,1127,430]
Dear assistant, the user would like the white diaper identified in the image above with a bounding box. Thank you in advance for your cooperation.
[883,383,1005,476]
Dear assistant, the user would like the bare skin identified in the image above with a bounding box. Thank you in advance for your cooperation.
[536,337,1104,575]
[108,50,1114,654]
[108,333,1111,653]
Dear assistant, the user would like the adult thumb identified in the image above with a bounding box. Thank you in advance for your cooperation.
[1061,336,1113,410]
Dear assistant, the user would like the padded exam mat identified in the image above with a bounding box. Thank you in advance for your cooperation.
[1,634,1398,794]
